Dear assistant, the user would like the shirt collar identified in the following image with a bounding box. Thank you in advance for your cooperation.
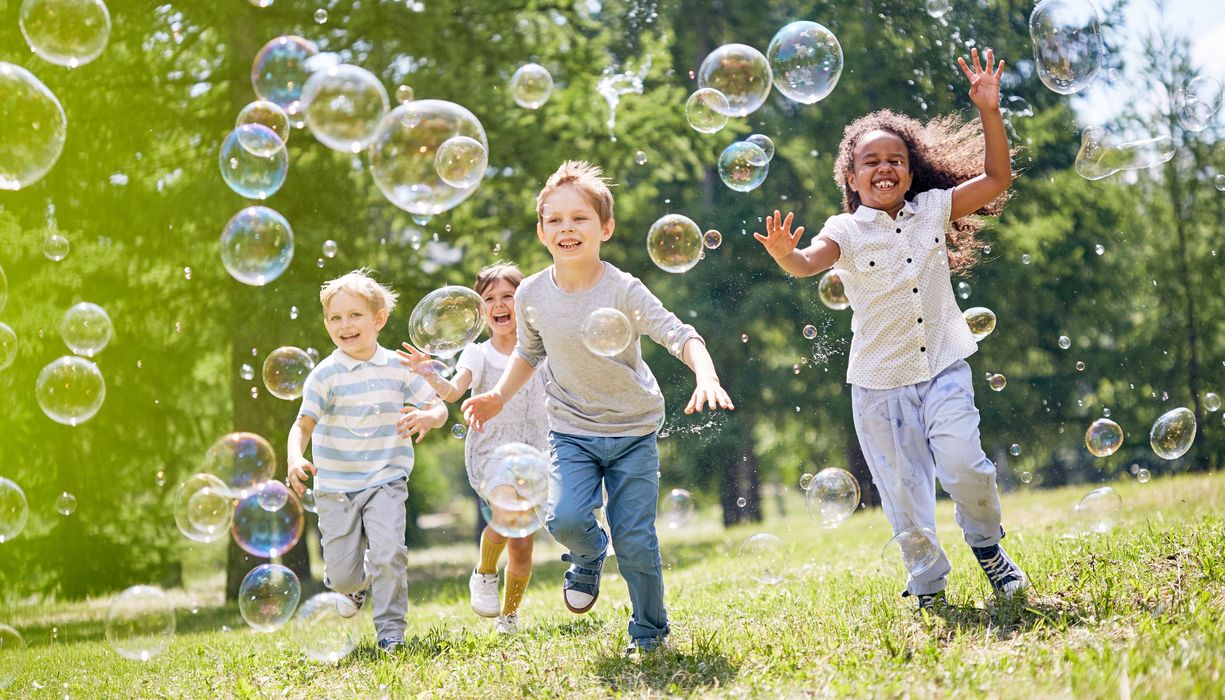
[851,197,918,222]
[332,345,391,370]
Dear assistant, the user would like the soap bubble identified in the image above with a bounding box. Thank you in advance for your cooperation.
[255,480,288,512]
[106,585,175,661]
[0,624,25,688]
[1075,361,1086,372]
[1010,443,1022,457]
[882,527,940,577]
[509,63,554,109]
[0,477,30,543]
[251,35,319,116]
[301,64,389,153]
[1005,95,1034,118]
[369,100,489,216]
[1149,407,1196,460]
[262,346,314,401]
[232,480,304,558]
[1074,126,1175,181]
[802,324,817,340]
[1029,0,1103,95]
[957,281,971,299]
[173,473,234,543]
[581,307,634,357]
[1021,471,1033,484]
[737,497,747,508]
[395,84,414,104]
[450,423,467,439]
[345,402,382,437]
[240,363,255,381]
[634,150,648,165]
[1205,392,1221,412]
[322,239,338,258]
[292,592,361,663]
[19,0,111,68]
[739,533,788,584]
[36,355,105,425]
[0,62,68,191]
[766,21,843,104]
[481,443,549,538]
[703,229,722,249]
[718,141,769,192]
[43,232,70,261]
[661,488,694,529]
[300,487,316,513]
[408,285,485,358]
[204,432,277,495]
[60,302,112,357]
[0,323,17,371]
[818,269,849,310]
[745,134,775,163]
[684,88,730,133]
[926,0,952,17]
[434,135,487,189]
[1074,486,1121,533]
[1175,76,1222,133]
[0,264,6,314]
[220,206,294,286]
[697,44,772,117]
[1058,335,1071,349]
[55,491,76,515]
[987,373,1007,391]
[1084,418,1123,457]
[218,124,288,200]
[1136,468,1151,483]
[646,214,704,273]
[313,7,327,23]
[236,100,291,154]
[239,563,301,633]
[804,467,859,528]
[963,307,997,341]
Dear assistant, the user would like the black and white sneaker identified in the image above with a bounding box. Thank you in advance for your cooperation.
[335,589,367,618]
[971,543,1029,597]
[902,589,946,612]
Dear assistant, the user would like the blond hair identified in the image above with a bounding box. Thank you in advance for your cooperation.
[474,262,525,296]
[536,160,615,225]
[319,268,398,314]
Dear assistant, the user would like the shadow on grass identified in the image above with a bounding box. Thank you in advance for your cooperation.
[927,591,1092,639]
[13,603,247,648]
[591,631,738,695]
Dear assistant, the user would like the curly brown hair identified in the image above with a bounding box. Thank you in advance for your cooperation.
[832,109,1013,274]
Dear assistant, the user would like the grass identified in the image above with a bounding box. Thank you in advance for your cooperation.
[4,472,1225,698]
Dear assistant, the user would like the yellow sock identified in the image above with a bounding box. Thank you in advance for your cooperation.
[477,533,506,574]
[502,571,531,616]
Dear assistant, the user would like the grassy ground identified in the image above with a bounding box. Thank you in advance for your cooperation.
[3,472,1224,698]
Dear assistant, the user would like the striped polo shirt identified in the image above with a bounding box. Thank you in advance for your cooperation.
[298,345,436,493]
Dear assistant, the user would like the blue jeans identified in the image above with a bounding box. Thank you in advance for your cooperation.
[546,431,669,642]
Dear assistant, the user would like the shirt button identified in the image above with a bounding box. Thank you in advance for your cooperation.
[906,258,912,263]
[912,287,918,293]
[869,260,875,266]
[917,318,923,323]
[920,346,926,352]
[896,228,902,233]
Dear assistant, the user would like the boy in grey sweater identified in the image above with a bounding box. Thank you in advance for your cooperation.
[463,161,734,656]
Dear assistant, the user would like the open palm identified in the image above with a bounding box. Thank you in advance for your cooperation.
[958,48,1004,111]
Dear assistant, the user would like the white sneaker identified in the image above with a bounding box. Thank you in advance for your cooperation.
[334,590,365,619]
[469,569,501,618]
[494,613,518,635]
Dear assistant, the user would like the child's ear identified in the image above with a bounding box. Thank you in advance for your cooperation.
[374,308,389,330]
[845,173,858,193]
[537,220,546,244]
[601,218,615,240]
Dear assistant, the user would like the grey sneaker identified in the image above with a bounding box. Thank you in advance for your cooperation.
[469,569,501,618]
[377,637,404,653]
[972,543,1029,597]
[494,613,519,635]
[335,590,366,618]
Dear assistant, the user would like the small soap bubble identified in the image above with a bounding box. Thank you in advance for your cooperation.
[1085,418,1124,457]
[263,347,315,400]
[718,141,769,192]
[313,8,328,23]
[60,302,112,357]
[1095,243,1105,255]
[240,363,255,381]
[1021,253,1032,264]
[1009,443,1022,457]
[1136,468,1151,483]
[36,356,106,425]
[802,324,817,340]
[580,307,634,357]
[395,84,414,104]
[736,497,747,508]
[745,134,775,163]
[956,281,971,299]
[235,101,290,153]
[346,402,382,437]
[301,64,389,153]
[702,229,722,249]
[1203,392,1221,412]
[647,214,703,273]
[634,150,648,166]
[220,206,295,287]
[451,424,467,439]
[434,135,488,189]
[55,491,76,516]
[1216,174,1225,192]
[18,0,112,68]
[882,527,940,577]
[697,44,772,117]
[1074,486,1121,533]
[1058,335,1071,349]
[804,467,859,527]
[408,286,486,359]
[0,62,68,190]
[962,307,997,341]
[0,477,30,543]
[741,333,748,343]
[232,482,304,557]
[1029,0,1104,95]
[289,306,298,320]
[256,480,289,512]
[738,533,787,584]
[818,269,849,310]
[322,240,338,258]
[218,124,287,199]
[1149,407,1196,460]
[987,373,1007,391]
[183,266,192,280]
[766,21,843,105]
[239,563,301,633]
[292,592,361,663]
[0,323,16,372]
[1020,471,1033,484]
[684,88,730,133]
[660,488,694,529]
[1074,126,1175,180]
[1075,361,1086,371]
[205,432,276,494]
[44,232,70,261]
[509,63,554,109]
[926,0,951,18]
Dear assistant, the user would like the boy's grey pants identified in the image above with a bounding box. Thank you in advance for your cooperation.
[314,478,409,641]
[851,360,1005,596]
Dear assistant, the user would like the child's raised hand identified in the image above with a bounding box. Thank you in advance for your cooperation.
[397,342,431,370]
[753,211,805,261]
[958,47,1004,112]
[396,405,442,443]
[461,391,504,432]
[684,379,734,415]
[287,458,316,496]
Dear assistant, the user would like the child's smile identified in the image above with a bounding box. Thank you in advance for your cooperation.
[481,278,518,338]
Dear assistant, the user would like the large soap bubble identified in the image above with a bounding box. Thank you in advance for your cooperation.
[60,301,112,357]
[803,467,859,528]
[231,480,304,558]
[236,100,290,154]
[369,100,488,216]
[0,623,25,689]
[0,477,30,543]
[408,285,485,359]
[1150,407,1196,460]
[697,44,773,117]
[19,0,111,68]
[1074,486,1121,533]
[220,206,294,286]
[106,585,175,662]
[882,527,940,577]
[251,35,319,117]
[218,124,288,200]
[738,533,788,584]
[746,134,775,163]
[509,63,554,109]
[482,443,549,513]
[0,323,16,371]
[301,64,389,153]
[718,141,769,192]
[818,269,849,310]
[434,135,487,189]
[646,214,704,273]
[684,88,730,133]
[262,346,314,401]
[204,432,277,495]
[1074,126,1175,181]
[1029,0,1103,95]
[580,307,634,357]
[36,355,105,425]
[292,592,361,663]
[660,488,694,529]
[1084,418,1123,457]
[0,62,67,191]
[173,473,234,543]
[239,563,302,633]
[766,21,843,104]
[1175,76,1223,133]
[963,307,997,341]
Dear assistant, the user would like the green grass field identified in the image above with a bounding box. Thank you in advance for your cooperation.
[4,472,1224,698]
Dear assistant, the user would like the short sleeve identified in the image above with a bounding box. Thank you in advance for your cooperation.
[455,343,483,389]
[816,216,849,268]
[626,275,700,361]
[913,188,953,225]
[513,294,546,368]
[403,369,437,408]
[297,364,328,421]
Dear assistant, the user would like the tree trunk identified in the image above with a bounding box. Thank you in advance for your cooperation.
[720,451,761,526]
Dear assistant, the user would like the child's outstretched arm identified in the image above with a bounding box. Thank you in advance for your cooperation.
[680,338,734,414]
[287,415,317,496]
[753,210,840,278]
[461,355,537,432]
[951,47,1013,221]
[396,400,449,443]
[397,342,473,402]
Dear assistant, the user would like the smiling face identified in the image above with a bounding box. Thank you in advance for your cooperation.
[536,184,614,267]
[479,277,518,339]
[847,129,913,217]
[323,290,388,361]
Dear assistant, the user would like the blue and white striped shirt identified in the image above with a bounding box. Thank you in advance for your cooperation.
[298,345,436,493]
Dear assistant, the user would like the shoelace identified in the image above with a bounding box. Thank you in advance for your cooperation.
[976,550,1018,584]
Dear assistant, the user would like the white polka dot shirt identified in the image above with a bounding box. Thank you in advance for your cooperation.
[819,188,978,390]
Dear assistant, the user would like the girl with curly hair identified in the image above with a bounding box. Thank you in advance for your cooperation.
[754,49,1026,612]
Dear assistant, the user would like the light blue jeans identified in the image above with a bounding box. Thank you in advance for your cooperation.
[545,431,669,642]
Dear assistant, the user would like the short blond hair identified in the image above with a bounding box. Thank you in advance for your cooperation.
[320,268,398,314]
[474,262,525,296]
[536,160,615,225]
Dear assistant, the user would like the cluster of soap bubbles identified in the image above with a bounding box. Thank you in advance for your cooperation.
[581,307,634,357]
[800,468,860,528]
[262,346,315,400]
[660,488,694,529]
[408,286,486,359]
[963,307,997,341]
[478,443,550,538]
[1074,126,1175,181]
[739,533,788,584]
[1028,0,1103,95]
[646,214,705,273]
